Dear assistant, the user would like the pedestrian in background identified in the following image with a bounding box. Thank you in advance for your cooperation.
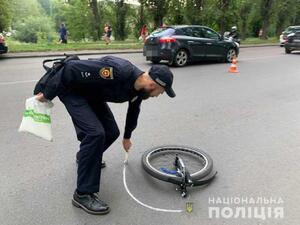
[258,28,263,39]
[59,23,68,44]
[104,23,112,45]
[140,24,148,43]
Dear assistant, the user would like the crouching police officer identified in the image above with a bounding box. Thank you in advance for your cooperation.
[35,55,175,215]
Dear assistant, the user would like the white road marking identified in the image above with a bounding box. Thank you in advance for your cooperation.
[123,164,183,213]
[239,55,282,61]
[0,80,38,86]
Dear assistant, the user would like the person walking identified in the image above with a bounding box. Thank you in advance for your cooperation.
[140,24,148,43]
[35,55,175,215]
[59,23,68,44]
[104,23,112,45]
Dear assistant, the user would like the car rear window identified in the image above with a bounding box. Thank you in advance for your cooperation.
[150,28,175,36]
[286,26,300,33]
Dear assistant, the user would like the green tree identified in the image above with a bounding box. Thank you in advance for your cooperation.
[114,0,128,40]
[10,0,45,28]
[14,15,54,43]
[260,0,275,39]
[0,0,12,31]
[63,0,94,41]
[89,0,101,40]
[51,0,68,30]
[166,0,185,25]
[184,0,205,25]
[236,0,253,39]
[145,0,168,28]
[273,0,300,35]
[136,0,146,36]
[37,0,51,16]
[99,1,114,34]
[9,0,55,42]
[213,0,239,34]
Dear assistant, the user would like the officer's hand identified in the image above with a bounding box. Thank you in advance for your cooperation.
[122,138,132,152]
[35,92,48,102]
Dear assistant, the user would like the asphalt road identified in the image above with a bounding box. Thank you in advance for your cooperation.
[0,47,300,225]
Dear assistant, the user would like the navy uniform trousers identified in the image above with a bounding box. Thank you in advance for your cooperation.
[59,91,120,193]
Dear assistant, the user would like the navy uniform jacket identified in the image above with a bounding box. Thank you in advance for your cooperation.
[42,56,144,139]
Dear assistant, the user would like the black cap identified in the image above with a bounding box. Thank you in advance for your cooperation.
[148,65,176,98]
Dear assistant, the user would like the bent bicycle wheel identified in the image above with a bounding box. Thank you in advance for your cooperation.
[142,145,213,183]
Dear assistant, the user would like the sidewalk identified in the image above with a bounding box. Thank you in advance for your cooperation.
[1,43,279,59]
[1,49,143,59]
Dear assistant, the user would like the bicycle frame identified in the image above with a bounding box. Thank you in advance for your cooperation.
[172,155,217,197]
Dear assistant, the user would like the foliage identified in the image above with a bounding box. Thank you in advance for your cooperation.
[89,0,101,40]
[63,0,94,41]
[0,0,12,32]
[99,1,115,38]
[145,0,169,28]
[37,0,51,16]
[14,16,55,43]
[2,0,300,44]
[10,0,45,28]
[114,0,129,40]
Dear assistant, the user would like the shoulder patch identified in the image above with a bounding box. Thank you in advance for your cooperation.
[99,67,114,79]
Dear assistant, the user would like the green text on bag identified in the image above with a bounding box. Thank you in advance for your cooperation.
[23,109,51,124]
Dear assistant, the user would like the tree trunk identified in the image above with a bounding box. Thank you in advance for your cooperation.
[218,0,230,35]
[137,0,145,37]
[239,2,252,40]
[260,0,274,39]
[115,0,127,40]
[146,0,167,29]
[89,0,101,40]
[139,0,145,26]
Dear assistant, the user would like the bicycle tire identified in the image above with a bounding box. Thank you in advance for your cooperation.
[142,145,214,184]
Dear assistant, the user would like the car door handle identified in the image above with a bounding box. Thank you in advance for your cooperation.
[188,41,195,43]
[206,42,212,45]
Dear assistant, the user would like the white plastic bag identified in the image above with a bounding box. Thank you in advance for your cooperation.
[18,96,54,141]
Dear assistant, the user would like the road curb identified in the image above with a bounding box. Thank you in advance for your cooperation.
[1,44,279,59]
[1,49,143,59]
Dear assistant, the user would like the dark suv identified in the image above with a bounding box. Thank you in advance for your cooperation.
[143,25,239,67]
[285,31,300,53]
[280,26,300,46]
[0,34,8,54]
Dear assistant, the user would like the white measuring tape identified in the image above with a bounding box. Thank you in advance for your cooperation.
[122,152,183,213]
[0,79,38,86]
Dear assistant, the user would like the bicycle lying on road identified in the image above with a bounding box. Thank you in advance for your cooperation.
[142,145,217,197]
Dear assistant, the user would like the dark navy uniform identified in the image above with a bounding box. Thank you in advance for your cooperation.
[42,56,144,193]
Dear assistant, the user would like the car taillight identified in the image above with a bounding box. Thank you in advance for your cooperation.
[159,37,176,43]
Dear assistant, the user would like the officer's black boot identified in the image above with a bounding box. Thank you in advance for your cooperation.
[76,152,106,168]
[72,191,110,215]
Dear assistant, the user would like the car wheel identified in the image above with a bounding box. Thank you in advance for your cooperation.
[173,49,189,67]
[225,48,237,62]
[151,58,161,64]
[285,48,291,54]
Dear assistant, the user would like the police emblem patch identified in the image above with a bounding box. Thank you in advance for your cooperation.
[99,67,113,79]
[186,202,193,213]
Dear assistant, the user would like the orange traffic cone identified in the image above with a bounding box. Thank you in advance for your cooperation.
[228,56,238,73]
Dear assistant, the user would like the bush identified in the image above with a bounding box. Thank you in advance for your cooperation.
[14,16,55,43]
